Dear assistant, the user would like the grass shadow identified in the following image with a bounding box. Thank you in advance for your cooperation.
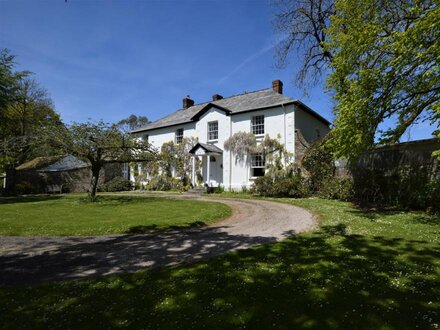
[0,195,63,205]
[1,224,439,329]
[125,221,207,234]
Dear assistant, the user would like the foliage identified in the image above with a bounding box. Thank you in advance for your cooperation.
[103,176,132,192]
[251,174,309,197]
[0,194,231,236]
[1,198,438,329]
[326,0,440,159]
[142,137,199,190]
[116,114,150,133]
[145,174,182,191]
[13,181,38,195]
[0,49,63,172]
[49,120,156,197]
[318,176,353,201]
[274,1,440,158]
[351,165,440,212]
[302,139,335,191]
[224,131,257,163]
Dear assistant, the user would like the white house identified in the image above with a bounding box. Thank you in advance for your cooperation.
[131,80,330,190]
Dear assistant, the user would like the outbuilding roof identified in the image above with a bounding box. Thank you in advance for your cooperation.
[132,88,330,133]
[16,155,88,172]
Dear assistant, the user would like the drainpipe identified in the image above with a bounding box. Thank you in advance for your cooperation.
[282,103,287,166]
[229,115,232,191]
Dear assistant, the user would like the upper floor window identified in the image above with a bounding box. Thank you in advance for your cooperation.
[251,115,264,135]
[175,128,183,144]
[208,121,218,141]
[142,134,149,142]
[250,153,265,177]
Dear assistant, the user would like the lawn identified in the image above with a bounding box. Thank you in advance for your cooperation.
[0,194,231,236]
[0,198,439,329]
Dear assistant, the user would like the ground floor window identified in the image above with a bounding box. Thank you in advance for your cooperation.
[250,153,265,177]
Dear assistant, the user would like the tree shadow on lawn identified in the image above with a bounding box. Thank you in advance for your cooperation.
[0,194,63,205]
[0,226,277,287]
[1,225,439,329]
[346,208,440,226]
[126,221,207,234]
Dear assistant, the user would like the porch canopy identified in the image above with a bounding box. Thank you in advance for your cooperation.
[189,143,223,187]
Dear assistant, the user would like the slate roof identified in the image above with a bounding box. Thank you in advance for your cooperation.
[189,143,223,154]
[16,155,88,172]
[132,88,331,133]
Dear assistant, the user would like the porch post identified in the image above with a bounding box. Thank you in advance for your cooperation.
[191,156,196,187]
[206,155,210,186]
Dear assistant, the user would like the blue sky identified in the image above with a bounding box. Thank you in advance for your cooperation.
[0,0,435,140]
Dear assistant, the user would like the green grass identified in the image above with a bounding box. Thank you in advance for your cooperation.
[0,194,231,236]
[0,198,439,329]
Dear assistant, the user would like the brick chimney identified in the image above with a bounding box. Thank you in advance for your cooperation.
[183,96,194,109]
[212,94,223,101]
[272,80,283,94]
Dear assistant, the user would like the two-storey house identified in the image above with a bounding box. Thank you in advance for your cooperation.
[131,80,330,190]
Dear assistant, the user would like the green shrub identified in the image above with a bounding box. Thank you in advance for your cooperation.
[104,177,132,192]
[145,175,182,191]
[351,166,440,211]
[14,181,38,195]
[302,140,335,192]
[426,179,440,213]
[318,176,354,201]
[250,176,273,196]
[251,175,309,198]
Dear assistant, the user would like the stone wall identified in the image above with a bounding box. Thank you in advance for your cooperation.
[355,138,439,177]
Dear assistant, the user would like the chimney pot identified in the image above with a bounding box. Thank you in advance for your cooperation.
[183,96,194,109]
[212,94,223,101]
[272,80,283,94]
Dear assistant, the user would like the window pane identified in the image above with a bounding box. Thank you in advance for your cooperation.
[208,121,218,140]
[175,128,183,144]
[251,115,264,135]
[251,153,265,167]
[252,167,265,177]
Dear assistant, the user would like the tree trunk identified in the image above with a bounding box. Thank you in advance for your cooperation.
[89,164,101,198]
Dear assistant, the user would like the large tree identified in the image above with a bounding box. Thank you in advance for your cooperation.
[116,114,150,132]
[274,0,334,88]
[326,0,439,159]
[0,50,63,171]
[274,0,439,159]
[50,121,156,198]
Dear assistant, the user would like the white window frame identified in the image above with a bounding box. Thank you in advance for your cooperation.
[207,121,218,141]
[251,115,265,135]
[175,128,184,144]
[250,153,265,177]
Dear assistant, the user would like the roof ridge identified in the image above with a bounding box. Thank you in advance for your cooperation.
[184,87,273,108]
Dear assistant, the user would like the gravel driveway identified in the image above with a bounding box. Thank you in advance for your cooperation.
[0,196,316,287]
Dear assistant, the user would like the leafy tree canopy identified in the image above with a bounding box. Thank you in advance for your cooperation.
[116,114,150,132]
[274,0,439,159]
[326,0,440,159]
[0,49,63,171]
[49,121,156,197]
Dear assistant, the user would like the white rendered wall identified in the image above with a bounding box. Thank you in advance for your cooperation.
[295,107,330,143]
[194,108,231,187]
[138,122,196,151]
[227,104,295,190]
[133,104,328,191]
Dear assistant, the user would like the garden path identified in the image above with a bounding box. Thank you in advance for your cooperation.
[0,195,316,286]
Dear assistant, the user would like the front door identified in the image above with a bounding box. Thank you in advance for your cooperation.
[208,155,223,187]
